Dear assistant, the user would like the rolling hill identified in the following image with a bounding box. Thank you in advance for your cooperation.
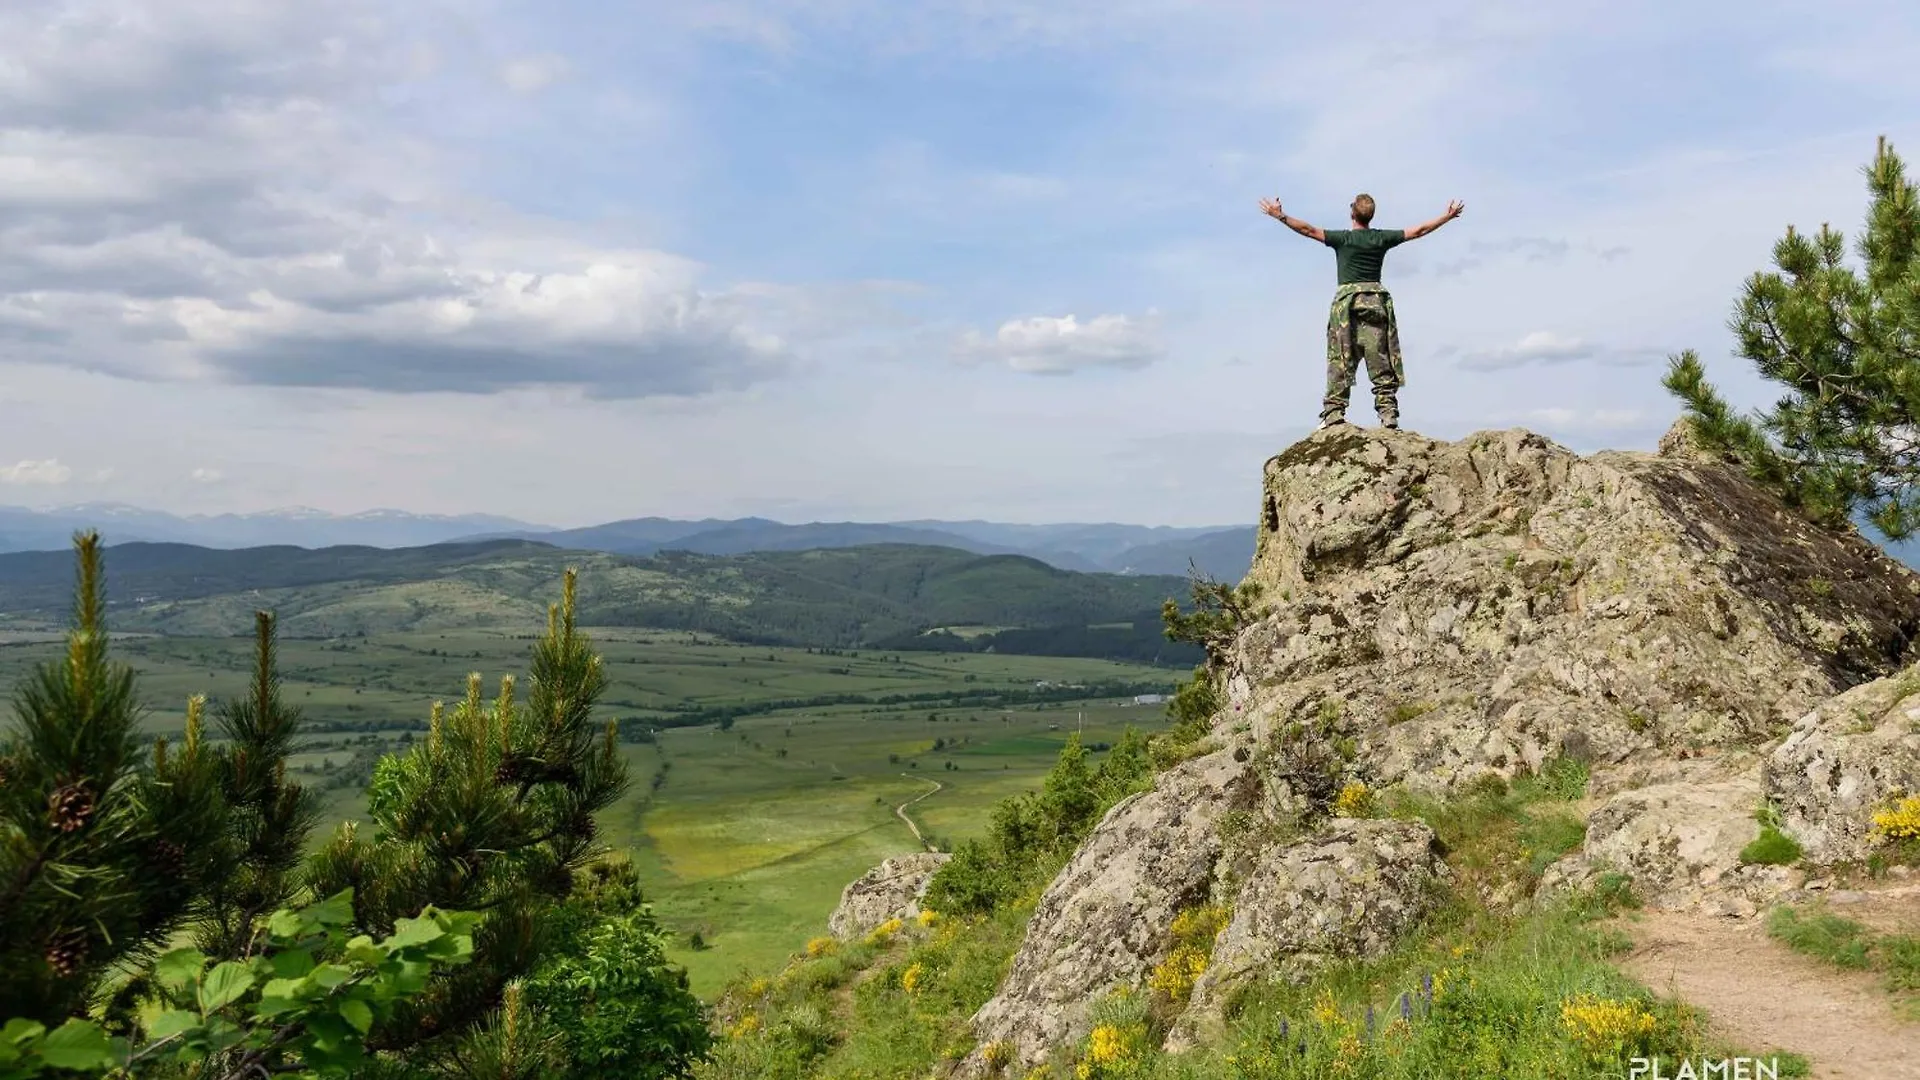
[0,539,1202,663]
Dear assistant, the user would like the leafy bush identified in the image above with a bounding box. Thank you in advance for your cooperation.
[0,889,476,1080]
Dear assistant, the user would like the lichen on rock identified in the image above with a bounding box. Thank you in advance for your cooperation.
[826,852,950,940]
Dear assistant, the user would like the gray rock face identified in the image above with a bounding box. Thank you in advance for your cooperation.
[1541,755,1800,910]
[826,852,950,940]
[944,425,1920,1072]
[1237,426,1920,795]
[1766,667,1920,865]
[1170,819,1447,1050]
[962,748,1260,1071]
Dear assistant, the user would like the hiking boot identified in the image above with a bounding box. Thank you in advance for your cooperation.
[1316,416,1349,432]
[1378,413,1399,430]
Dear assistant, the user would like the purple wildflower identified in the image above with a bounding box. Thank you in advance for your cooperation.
[1365,1004,1375,1036]
[1399,992,1411,1020]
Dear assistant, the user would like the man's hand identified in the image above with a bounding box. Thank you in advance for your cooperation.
[1261,197,1325,241]
[1405,200,1466,241]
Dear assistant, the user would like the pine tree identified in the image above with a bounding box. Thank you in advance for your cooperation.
[0,532,229,1024]
[306,568,629,1055]
[1665,135,1920,538]
[196,610,320,959]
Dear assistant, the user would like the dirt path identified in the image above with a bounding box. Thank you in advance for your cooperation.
[894,775,943,851]
[1618,910,1920,1079]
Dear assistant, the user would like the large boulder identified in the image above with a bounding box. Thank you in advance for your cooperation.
[827,852,950,940]
[1541,755,1798,911]
[960,747,1259,1072]
[1765,665,1920,865]
[1169,818,1448,1050]
[952,425,1920,1072]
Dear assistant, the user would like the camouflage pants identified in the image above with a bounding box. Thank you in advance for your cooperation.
[1322,283,1404,423]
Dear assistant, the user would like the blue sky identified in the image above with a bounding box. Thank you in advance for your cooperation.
[0,0,1916,527]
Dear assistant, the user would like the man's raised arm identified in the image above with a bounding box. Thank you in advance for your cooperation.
[1259,197,1326,242]
[1402,199,1466,241]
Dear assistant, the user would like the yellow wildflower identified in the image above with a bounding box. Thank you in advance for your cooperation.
[1873,795,1920,840]
[1311,988,1343,1028]
[1148,945,1210,1004]
[805,936,837,958]
[1334,779,1376,818]
[1560,993,1657,1056]
[866,917,906,945]
[726,1012,760,1039]
[901,961,924,993]
[917,908,941,928]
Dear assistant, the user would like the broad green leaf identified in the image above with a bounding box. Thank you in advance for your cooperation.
[37,1020,115,1070]
[309,964,353,990]
[338,998,373,1035]
[197,962,256,1013]
[0,1019,44,1051]
[306,890,355,927]
[146,1010,201,1041]
[267,908,305,940]
[382,915,444,951]
[152,948,206,992]
[268,948,316,980]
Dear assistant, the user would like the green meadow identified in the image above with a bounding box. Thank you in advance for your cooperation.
[0,626,1176,996]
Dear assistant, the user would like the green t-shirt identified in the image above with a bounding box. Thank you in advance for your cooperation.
[1323,228,1407,285]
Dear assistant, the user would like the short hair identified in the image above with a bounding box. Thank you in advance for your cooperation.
[1351,194,1376,226]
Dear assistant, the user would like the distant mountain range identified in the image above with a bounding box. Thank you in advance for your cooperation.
[0,505,1259,581]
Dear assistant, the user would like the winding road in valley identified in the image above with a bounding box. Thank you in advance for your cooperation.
[895,774,943,851]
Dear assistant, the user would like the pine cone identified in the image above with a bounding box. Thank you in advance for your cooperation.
[47,783,95,833]
[492,754,532,785]
[45,928,88,978]
[148,839,186,879]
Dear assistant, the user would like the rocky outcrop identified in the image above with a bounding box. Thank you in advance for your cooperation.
[964,748,1259,1068]
[1765,666,1920,865]
[950,424,1920,1075]
[827,853,950,940]
[1169,818,1448,1050]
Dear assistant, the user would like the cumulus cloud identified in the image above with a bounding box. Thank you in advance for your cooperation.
[0,2,796,399]
[190,467,224,483]
[0,459,71,485]
[955,313,1165,375]
[1456,331,1596,371]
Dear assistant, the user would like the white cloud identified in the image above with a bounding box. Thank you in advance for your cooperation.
[1457,332,1596,371]
[501,54,571,94]
[955,313,1164,375]
[0,3,801,399]
[190,467,224,484]
[0,459,71,485]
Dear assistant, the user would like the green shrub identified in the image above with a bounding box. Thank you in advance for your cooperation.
[1740,825,1803,866]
